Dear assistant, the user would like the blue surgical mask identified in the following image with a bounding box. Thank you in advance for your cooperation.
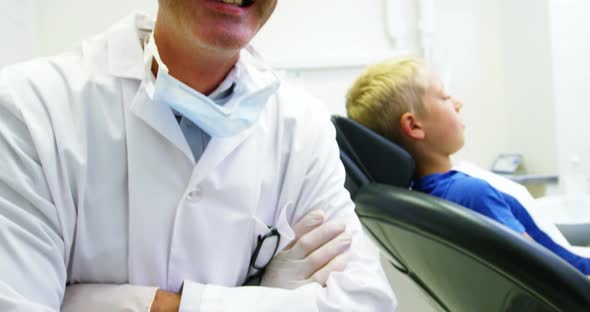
[143,34,280,137]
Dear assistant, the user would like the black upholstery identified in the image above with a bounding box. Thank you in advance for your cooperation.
[332,116,414,190]
[331,115,590,311]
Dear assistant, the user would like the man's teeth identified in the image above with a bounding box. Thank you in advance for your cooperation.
[219,0,245,6]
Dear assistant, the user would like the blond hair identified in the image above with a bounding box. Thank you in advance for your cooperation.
[346,57,429,145]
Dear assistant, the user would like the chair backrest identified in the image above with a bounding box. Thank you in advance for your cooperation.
[331,116,414,191]
[331,115,590,311]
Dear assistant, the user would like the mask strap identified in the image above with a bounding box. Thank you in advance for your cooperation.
[144,33,169,98]
[146,33,168,73]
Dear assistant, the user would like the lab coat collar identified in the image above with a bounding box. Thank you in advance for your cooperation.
[128,84,195,163]
[113,12,277,169]
[107,12,154,80]
[127,82,258,169]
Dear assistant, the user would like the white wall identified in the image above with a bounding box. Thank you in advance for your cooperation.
[253,0,419,69]
[0,0,42,68]
[253,0,420,116]
[263,0,559,176]
[2,0,573,179]
[38,0,157,56]
[499,0,557,175]
[549,0,590,191]
[431,0,510,169]
[433,0,559,176]
[278,0,558,174]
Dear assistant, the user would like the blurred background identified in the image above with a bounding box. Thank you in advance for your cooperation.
[5,0,588,198]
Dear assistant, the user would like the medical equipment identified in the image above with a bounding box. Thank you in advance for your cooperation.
[491,154,522,174]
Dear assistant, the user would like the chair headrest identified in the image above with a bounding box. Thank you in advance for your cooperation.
[331,115,415,188]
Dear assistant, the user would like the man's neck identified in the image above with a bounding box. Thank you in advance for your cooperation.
[152,18,239,95]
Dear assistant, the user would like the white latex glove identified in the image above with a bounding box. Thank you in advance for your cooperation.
[260,210,352,289]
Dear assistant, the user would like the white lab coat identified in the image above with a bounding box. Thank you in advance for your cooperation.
[0,12,396,312]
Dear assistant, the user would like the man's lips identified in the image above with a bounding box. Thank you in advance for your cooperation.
[215,0,255,8]
[205,0,255,16]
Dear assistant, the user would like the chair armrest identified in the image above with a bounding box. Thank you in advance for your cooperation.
[556,223,590,246]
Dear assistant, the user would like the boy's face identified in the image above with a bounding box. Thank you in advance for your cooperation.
[419,74,465,156]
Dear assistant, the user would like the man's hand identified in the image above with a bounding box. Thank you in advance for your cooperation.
[149,210,351,311]
[261,210,352,289]
[150,289,180,312]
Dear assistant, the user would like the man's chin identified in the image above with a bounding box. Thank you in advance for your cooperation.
[197,40,246,59]
[194,27,255,54]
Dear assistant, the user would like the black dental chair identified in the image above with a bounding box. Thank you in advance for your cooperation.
[332,115,590,312]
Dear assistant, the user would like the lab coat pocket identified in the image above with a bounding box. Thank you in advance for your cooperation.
[250,205,294,262]
[249,217,281,271]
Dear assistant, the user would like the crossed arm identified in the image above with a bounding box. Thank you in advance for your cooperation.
[140,210,350,312]
[0,79,396,311]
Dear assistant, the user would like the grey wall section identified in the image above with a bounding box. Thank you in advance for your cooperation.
[500,0,558,175]
[252,0,419,69]
[550,0,590,191]
[432,0,511,169]
[0,0,42,68]
[39,0,157,56]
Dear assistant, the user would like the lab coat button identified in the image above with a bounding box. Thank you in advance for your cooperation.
[187,188,201,201]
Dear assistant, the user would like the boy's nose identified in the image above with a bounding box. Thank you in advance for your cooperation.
[453,98,463,112]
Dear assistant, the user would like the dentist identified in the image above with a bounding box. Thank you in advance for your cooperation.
[0,0,396,311]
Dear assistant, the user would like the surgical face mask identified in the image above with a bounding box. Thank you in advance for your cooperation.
[143,34,280,138]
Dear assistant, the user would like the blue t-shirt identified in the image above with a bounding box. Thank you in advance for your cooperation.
[415,171,590,275]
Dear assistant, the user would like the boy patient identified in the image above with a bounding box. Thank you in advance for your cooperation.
[345,57,590,276]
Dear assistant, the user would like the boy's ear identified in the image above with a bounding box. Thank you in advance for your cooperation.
[400,112,425,140]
